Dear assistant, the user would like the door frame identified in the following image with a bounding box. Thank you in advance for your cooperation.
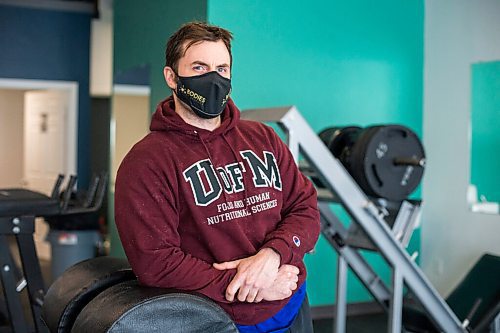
[110,84,150,192]
[0,78,78,175]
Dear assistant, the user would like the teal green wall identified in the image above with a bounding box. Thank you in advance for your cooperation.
[208,0,424,306]
[111,0,424,307]
[471,61,500,203]
[110,0,207,257]
[113,0,207,113]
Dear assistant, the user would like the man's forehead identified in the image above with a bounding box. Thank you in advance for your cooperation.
[181,40,230,63]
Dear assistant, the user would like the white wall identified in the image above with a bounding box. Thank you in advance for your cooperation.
[0,89,25,187]
[90,0,113,96]
[111,93,150,189]
[423,0,500,296]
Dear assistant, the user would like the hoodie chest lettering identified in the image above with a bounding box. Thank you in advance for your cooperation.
[182,150,282,207]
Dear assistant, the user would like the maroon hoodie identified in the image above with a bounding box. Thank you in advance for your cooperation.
[114,96,320,325]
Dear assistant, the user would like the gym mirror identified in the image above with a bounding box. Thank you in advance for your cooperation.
[468,60,500,214]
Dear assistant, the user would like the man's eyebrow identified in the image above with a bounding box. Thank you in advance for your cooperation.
[191,61,210,67]
[190,61,230,68]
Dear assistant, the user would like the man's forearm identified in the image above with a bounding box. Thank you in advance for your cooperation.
[125,244,238,304]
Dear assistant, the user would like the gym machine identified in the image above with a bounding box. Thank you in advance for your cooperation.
[0,173,107,333]
[240,106,500,333]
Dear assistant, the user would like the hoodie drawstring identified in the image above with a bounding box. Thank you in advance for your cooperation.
[195,130,214,164]
[196,131,230,204]
[222,133,250,209]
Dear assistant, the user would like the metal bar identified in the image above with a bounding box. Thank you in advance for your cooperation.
[16,220,48,333]
[334,255,348,333]
[401,204,422,247]
[0,234,29,333]
[391,201,420,247]
[389,267,403,333]
[92,172,108,210]
[286,129,300,163]
[61,175,77,211]
[474,303,500,332]
[241,107,291,123]
[491,311,500,333]
[50,174,65,199]
[84,174,100,208]
[64,172,108,214]
[316,188,341,203]
[319,202,391,306]
[241,107,465,332]
[344,224,376,250]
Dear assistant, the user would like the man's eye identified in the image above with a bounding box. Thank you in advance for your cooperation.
[217,67,228,73]
[193,65,205,71]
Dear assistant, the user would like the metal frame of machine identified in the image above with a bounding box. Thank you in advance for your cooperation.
[241,106,466,333]
[0,173,107,333]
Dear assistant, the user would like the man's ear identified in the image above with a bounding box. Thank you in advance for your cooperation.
[163,66,177,90]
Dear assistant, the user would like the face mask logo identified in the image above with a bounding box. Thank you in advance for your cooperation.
[175,71,232,119]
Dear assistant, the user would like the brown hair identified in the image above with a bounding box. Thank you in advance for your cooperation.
[165,22,233,72]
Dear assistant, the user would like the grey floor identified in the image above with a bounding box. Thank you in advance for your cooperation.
[313,314,387,333]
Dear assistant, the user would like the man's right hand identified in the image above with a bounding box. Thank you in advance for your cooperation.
[252,264,299,303]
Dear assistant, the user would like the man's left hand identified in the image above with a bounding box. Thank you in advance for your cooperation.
[213,248,281,302]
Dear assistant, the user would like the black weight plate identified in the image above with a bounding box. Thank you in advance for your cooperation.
[348,126,385,198]
[42,256,135,333]
[319,126,362,159]
[352,125,425,201]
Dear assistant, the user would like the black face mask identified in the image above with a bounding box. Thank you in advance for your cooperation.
[175,71,232,119]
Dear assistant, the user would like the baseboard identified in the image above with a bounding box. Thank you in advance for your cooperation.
[311,301,384,320]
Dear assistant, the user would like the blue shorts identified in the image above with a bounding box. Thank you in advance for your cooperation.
[236,282,307,333]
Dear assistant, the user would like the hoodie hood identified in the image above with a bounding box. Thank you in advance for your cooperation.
[150,95,240,141]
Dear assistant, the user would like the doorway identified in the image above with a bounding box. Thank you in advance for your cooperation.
[107,84,150,258]
[110,84,151,190]
[0,78,78,260]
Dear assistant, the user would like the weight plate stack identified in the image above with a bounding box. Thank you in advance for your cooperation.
[319,126,362,160]
[319,124,425,201]
[349,125,425,201]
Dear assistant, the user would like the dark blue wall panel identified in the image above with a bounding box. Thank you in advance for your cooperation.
[0,5,91,186]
